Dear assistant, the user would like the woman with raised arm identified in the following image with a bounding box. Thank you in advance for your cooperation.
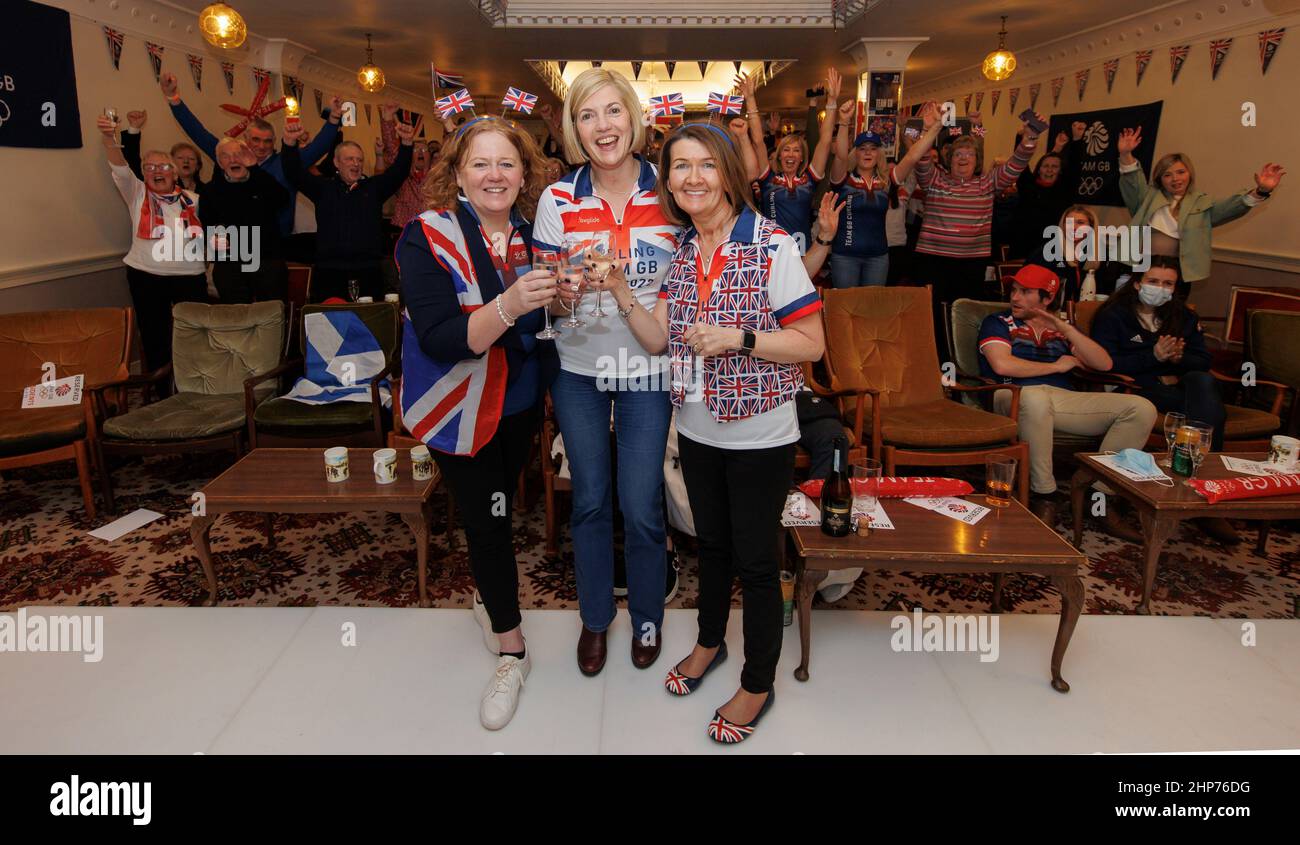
[1116,127,1284,297]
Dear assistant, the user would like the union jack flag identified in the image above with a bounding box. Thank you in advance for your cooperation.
[103,26,125,70]
[1259,29,1285,75]
[501,86,538,114]
[706,92,743,115]
[1209,38,1233,80]
[432,65,465,89]
[649,93,685,117]
[1169,44,1190,84]
[435,88,474,117]
[145,41,165,83]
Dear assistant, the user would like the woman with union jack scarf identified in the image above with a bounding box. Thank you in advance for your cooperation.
[594,123,825,743]
[396,117,558,731]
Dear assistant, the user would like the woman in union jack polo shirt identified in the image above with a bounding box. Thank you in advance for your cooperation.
[397,117,558,731]
[597,123,824,744]
[533,68,683,678]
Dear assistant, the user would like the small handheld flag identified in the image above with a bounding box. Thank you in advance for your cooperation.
[706,92,743,115]
[501,86,538,115]
[433,65,465,89]
[436,88,475,118]
[649,93,685,117]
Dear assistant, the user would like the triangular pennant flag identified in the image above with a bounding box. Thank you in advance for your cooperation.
[631,61,643,79]
[990,89,1000,115]
[103,26,124,70]
[313,88,323,115]
[1135,50,1153,87]
[1259,29,1285,75]
[963,93,972,114]
[733,60,743,76]
[187,54,204,92]
[974,91,984,112]
[145,42,165,83]
[252,66,272,91]
[557,60,567,77]
[1029,82,1041,110]
[282,75,304,105]
[1170,44,1190,84]
[364,103,372,124]
[1075,68,1090,101]
[1008,87,1020,112]
[1103,59,1119,93]
[221,60,236,95]
[698,60,709,79]
[665,61,676,79]
[1209,38,1233,80]
[1050,76,1064,107]
[590,60,602,69]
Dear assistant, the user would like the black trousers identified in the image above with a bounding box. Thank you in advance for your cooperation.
[1138,371,1227,451]
[913,252,990,358]
[125,267,208,371]
[213,259,287,304]
[431,406,540,635]
[678,435,795,694]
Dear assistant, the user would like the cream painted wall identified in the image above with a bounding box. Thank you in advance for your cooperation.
[0,9,399,286]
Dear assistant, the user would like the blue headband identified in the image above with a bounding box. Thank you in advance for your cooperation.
[453,115,499,139]
[671,121,736,150]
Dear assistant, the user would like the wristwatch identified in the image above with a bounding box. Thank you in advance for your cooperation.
[739,330,757,356]
[815,235,834,246]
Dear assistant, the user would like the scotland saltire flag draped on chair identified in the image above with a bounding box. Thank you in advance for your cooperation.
[283,311,392,406]
[399,210,507,456]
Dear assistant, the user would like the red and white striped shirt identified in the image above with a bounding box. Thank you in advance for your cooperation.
[914,141,1033,258]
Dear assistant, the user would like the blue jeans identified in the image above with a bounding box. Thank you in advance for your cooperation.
[830,253,889,288]
[551,369,671,638]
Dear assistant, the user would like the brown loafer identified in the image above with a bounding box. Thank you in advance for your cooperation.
[577,626,607,677]
[631,629,663,669]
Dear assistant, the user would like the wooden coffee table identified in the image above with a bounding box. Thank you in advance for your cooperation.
[190,448,439,607]
[1070,451,1300,615]
[789,497,1087,692]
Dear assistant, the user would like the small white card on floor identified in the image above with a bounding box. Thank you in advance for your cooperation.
[1220,455,1289,476]
[22,375,84,408]
[88,508,163,542]
[903,496,990,525]
[782,492,820,527]
[852,501,895,529]
[1087,453,1171,483]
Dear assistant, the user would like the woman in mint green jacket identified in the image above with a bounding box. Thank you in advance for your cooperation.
[1116,126,1284,293]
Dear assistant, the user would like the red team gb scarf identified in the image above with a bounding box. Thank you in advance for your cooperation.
[1188,473,1300,504]
[138,189,201,240]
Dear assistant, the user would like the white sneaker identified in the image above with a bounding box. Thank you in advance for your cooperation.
[480,651,530,731]
[472,591,500,655]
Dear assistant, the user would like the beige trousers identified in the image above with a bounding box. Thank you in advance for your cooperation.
[994,385,1158,495]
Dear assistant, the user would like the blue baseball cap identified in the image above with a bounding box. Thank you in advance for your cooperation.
[853,132,884,148]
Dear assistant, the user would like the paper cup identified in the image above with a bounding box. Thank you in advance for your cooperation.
[411,445,433,481]
[372,448,398,484]
[324,447,349,482]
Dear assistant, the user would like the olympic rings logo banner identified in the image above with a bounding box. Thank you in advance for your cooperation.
[1048,100,1163,207]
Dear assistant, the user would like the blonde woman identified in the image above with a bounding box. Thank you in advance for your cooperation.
[532,68,683,677]
[1029,205,1133,303]
[1117,127,1284,294]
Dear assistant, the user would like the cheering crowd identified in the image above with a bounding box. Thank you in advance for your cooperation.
[98,65,1285,740]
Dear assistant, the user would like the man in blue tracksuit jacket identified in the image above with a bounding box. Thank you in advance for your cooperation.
[159,71,342,238]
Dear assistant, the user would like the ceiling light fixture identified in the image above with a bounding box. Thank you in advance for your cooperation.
[198,2,247,49]
[982,15,1017,82]
[357,33,386,93]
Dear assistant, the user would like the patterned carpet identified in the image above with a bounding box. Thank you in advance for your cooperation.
[1,451,1297,618]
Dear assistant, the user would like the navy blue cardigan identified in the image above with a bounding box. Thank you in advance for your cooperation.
[1091,303,1213,390]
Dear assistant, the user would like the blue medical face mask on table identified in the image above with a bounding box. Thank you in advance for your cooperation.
[1112,448,1175,485]
[1138,284,1174,308]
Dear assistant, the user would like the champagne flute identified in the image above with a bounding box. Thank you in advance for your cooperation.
[104,107,123,148]
[1183,423,1214,486]
[560,240,587,329]
[587,232,613,317]
[1160,411,1186,468]
[533,250,561,340]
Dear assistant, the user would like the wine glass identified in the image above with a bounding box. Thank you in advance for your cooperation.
[586,232,613,317]
[560,240,587,329]
[104,107,123,148]
[532,250,561,340]
[1160,411,1186,468]
[1183,423,1214,486]
[347,279,360,302]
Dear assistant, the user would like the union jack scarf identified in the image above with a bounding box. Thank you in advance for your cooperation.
[138,189,200,240]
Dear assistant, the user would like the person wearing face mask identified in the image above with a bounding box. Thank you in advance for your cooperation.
[1030,205,1132,304]
[398,117,559,730]
[1008,122,1086,260]
[1117,128,1285,297]
[533,68,684,677]
[377,103,437,230]
[595,122,824,743]
[197,138,290,304]
[159,72,343,239]
[738,69,840,256]
[98,115,207,373]
[910,102,1043,348]
[281,121,414,301]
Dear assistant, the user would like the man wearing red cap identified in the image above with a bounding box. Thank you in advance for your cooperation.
[978,264,1156,535]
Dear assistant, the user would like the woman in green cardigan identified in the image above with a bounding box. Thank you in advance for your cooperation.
[1116,126,1284,296]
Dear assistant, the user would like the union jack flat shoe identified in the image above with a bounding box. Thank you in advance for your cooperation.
[664,642,727,696]
[707,689,775,745]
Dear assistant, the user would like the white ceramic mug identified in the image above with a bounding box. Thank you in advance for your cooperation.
[411,445,433,481]
[384,293,400,303]
[357,296,375,303]
[373,448,398,484]
[324,447,349,482]
[1268,435,1300,469]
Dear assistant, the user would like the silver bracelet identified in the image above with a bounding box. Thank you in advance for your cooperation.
[495,294,516,327]
[617,299,637,320]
